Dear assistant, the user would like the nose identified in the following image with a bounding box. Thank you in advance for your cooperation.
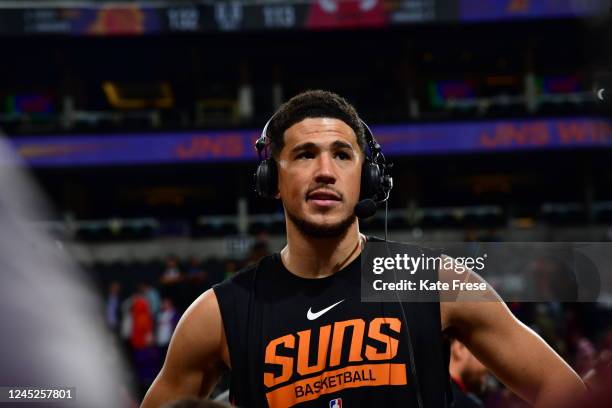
[313,152,336,185]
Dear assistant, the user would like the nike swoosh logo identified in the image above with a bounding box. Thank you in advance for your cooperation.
[307,299,345,321]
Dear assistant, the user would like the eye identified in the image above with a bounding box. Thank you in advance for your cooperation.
[335,151,351,160]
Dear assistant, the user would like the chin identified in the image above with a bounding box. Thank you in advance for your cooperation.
[288,208,357,239]
[306,212,348,225]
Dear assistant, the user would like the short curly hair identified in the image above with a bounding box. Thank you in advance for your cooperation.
[265,90,366,160]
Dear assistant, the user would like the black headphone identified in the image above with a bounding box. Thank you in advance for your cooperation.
[253,115,393,204]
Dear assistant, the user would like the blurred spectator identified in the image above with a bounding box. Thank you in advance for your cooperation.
[574,337,598,376]
[224,260,237,280]
[161,255,183,284]
[141,282,161,317]
[244,236,271,267]
[186,256,207,280]
[106,281,121,332]
[130,285,158,398]
[156,298,179,359]
[578,350,612,408]
[160,255,186,309]
[121,293,133,343]
[449,338,489,408]
[185,256,210,305]
[131,285,153,350]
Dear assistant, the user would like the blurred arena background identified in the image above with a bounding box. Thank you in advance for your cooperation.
[1,0,611,406]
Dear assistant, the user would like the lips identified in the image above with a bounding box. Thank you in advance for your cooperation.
[307,190,341,201]
[307,189,342,209]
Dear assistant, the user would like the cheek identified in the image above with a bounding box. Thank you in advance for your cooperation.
[279,169,305,199]
[349,167,363,198]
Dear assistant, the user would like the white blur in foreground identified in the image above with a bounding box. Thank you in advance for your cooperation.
[0,137,131,407]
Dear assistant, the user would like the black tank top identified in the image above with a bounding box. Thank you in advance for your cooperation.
[213,237,452,407]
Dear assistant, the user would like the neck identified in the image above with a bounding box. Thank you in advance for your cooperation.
[281,219,365,279]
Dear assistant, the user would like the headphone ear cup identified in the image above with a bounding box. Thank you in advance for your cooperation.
[254,159,278,199]
[360,159,381,200]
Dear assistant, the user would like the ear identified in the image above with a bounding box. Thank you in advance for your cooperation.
[450,340,466,361]
[456,341,470,361]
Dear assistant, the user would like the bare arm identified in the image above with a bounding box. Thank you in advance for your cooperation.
[440,258,586,408]
[141,289,229,408]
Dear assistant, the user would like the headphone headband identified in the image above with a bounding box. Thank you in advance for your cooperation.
[255,117,384,165]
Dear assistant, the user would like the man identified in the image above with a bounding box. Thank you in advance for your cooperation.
[448,338,489,408]
[142,90,585,407]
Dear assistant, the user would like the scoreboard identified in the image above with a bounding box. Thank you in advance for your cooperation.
[0,0,604,37]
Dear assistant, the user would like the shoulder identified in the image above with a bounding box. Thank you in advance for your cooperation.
[140,288,228,405]
[437,253,503,331]
[179,288,224,339]
[162,287,228,370]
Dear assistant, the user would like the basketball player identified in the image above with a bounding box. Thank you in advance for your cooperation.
[142,90,585,407]
[448,338,488,408]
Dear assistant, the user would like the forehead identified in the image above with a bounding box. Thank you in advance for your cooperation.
[282,117,358,150]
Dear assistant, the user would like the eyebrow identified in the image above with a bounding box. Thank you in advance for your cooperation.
[290,142,316,154]
[331,140,354,151]
[290,140,355,155]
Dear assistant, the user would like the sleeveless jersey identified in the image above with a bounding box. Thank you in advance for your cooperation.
[213,237,452,407]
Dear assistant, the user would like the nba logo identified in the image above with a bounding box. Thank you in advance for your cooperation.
[329,398,342,408]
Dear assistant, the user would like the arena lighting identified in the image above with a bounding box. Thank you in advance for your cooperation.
[102,81,174,109]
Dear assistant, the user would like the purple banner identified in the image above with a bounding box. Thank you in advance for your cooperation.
[8,117,612,168]
[459,0,607,22]
[20,6,162,36]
